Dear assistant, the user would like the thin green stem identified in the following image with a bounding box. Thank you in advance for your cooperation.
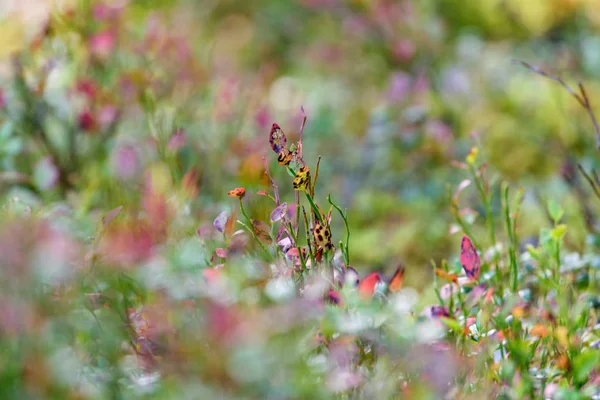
[305,192,324,224]
[502,183,518,293]
[286,221,308,272]
[470,164,496,250]
[302,206,317,270]
[238,198,271,258]
[328,194,350,266]
[311,156,321,197]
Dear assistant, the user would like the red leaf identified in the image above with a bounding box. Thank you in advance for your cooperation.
[358,272,382,299]
[460,235,480,281]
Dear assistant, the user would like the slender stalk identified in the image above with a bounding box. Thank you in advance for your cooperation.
[502,183,518,293]
[263,156,281,205]
[295,191,300,236]
[298,106,307,157]
[328,194,350,266]
[286,221,308,272]
[431,260,445,307]
[305,192,324,224]
[450,203,481,250]
[470,164,496,249]
[238,198,271,257]
[302,206,317,270]
[312,156,322,197]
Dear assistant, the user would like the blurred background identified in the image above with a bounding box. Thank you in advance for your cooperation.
[2,0,600,286]
[4,1,600,399]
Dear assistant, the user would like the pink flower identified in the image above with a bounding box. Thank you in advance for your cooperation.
[387,72,412,102]
[98,105,119,130]
[255,107,270,130]
[90,31,115,59]
[111,144,141,181]
[93,3,124,20]
[392,39,416,62]
[167,128,186,151]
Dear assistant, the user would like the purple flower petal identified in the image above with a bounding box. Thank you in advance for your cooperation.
[213,211,229,233]
[270,202,288,222]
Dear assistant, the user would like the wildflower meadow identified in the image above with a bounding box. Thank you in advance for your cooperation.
[1,1,600,399]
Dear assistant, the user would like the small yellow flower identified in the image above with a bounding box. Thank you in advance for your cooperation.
[466,146,479,165]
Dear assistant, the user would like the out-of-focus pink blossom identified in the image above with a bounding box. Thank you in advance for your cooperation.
[34,223,82,282]
[0,88,5,109]
[342,16,368,37]
[90,31,115,59]
[111,143,141,181]
[413,71,430,95]
[167,128,186,151]
[326,369,362,393]
[197,224,213,239]
[98,105,119,130]
[255,107,270,130]
[100,222,155,266]
[392,39,416,62]
[206,302,241,345]
[0,297,35,337]
[544,383,558,399]
[407,343,461,396]
[425,120,453,143]
[388,72,412,102]
[93,2,125,20]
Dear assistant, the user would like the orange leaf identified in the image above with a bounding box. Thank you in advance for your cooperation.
[435,268,458,283]
[387,265,405,293]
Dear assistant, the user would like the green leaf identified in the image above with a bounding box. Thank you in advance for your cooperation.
[548,199,564,223]
[506,339,531,369]
[440,317,462,334]
[573,350,600,384]
[550,224,567,241]
[526,244,542,261]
